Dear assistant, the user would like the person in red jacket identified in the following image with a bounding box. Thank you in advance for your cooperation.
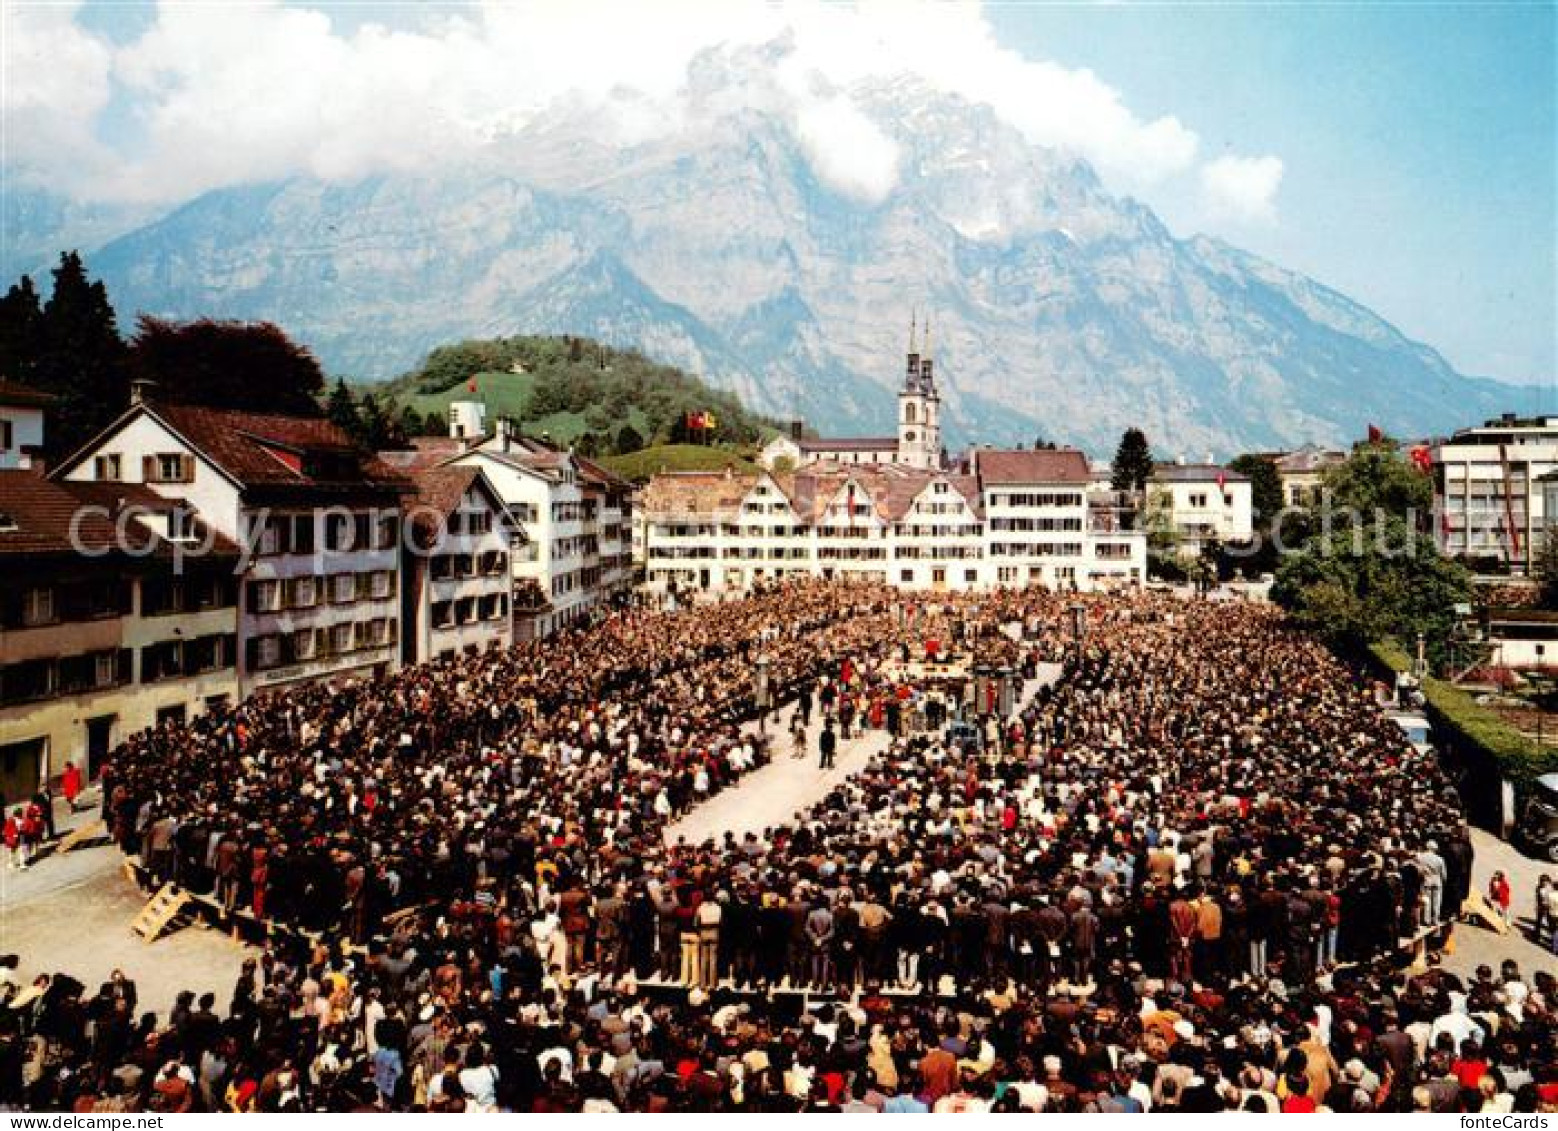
[61,761,83,812]
[3,809,20,870]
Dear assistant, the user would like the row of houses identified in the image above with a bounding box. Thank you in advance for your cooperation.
[0,385,631,802]
[641,450,1148,595]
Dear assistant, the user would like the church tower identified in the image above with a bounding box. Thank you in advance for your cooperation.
[898,313,941,469]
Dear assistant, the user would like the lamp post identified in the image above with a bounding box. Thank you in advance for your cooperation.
[754,655,771,736]
[1070,602,1086,654]
[1416,632,1427,681]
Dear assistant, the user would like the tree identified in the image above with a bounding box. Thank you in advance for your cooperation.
[614,424,645,455]
[128,316,324,415]
[326,379,361,439]
[1110,428,1153,493]
[398,404,425,439]
[1271,444,1468,662]
[421,410,447,437]
[356,391,394,449]
[1228,453,1284,525]
[34,252,128,458]
[0,275,45,383]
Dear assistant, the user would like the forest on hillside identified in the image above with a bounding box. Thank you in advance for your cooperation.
[373,335,777,457]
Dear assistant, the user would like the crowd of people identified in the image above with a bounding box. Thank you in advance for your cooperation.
[3,584,1554,1112]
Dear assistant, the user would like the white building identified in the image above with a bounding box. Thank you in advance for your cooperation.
[0,380,51,471]
[446,423,633,639]
[401,465,519,662]
[1147,463,1254,555]
[1434,414,1558,574]
[1271,445,1347,508]
[642,448,1144,595]
[56,392,410,695]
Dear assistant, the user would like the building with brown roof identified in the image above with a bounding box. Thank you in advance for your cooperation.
[54,390,411,695]
[0,379,54,472]
[642,448,1144,596]
[444,421,634,639]
[400,465,520,663]
[0,473,239,802]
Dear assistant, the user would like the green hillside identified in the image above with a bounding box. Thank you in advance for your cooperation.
[366,334,776,459]
[602,444,758,483]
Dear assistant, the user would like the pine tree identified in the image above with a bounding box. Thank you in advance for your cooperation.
[357,392,390,449]
[0,275,45,382]
[37,252,128,457]
[326,378,361,439]
[1110,427,1154,493]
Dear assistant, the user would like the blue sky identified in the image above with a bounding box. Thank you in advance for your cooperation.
[12,0,1556,387]
[990,3,1555,386]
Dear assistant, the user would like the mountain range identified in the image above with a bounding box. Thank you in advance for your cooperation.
[2,55,1536,457]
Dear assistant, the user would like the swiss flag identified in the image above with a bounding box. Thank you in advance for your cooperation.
[1367,424,1383,443]
[468,378,478,393]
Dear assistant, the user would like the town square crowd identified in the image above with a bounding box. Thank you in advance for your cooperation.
[2,583,1555,1112]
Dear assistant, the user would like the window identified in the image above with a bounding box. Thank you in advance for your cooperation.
[22,587,55,626]
[167,508,198,542]
[900,568,913,583]
[0,420,11,451]
[93,454,122,481]
[1189,493,1208,508]
[331,573,356,603]
[248,580,280,613]
[257,516,285,556]
[146,453,195,484]
[331,623,354,653]
[255,635,281,669]
[94,652,118,688]
[293,629,317,660]
[289,576,317,608]
[370,571,393,599]
[292,515,316,554]
[964,569,977,584]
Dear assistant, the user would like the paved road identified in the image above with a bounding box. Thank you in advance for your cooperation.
[1441,827,1555,979]
[0,789,255,1016]
[664,663,1064,847]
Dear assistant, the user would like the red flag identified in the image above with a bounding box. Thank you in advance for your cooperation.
[1367,424,1383,443]
[468,378,477,393]
[1409,445,1433,473]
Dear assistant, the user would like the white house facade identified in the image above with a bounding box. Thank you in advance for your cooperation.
[55,394,409,695]
[643,449,1145,596]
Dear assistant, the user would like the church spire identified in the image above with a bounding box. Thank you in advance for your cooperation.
[920,314,935,391]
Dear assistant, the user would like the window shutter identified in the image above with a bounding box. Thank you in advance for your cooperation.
[181,454,196,483]
[142,455,156,483]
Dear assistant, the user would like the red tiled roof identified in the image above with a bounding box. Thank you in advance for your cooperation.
[641,470,757,518]
[976,449,1092,484]
[0,379,55,408]
[0,473,234,559]
[149,402,409,492]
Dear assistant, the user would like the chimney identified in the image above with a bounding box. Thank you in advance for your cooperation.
[130,378,157,406]
[790,420,804,442]
[495,417,512,453]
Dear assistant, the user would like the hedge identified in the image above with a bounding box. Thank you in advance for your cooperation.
[1368,639,1557,795]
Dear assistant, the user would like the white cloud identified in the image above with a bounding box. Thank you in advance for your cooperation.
[1200,154,1284,223]
[792,95,901,203]
[0,3,116,179]
[0,0,1275,218]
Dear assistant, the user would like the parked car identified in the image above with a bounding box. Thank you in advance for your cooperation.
[1519,773,1558,863]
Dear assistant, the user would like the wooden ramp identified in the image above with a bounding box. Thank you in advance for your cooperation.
[1460,892,1511,935]
[54,819,105,855]
[130,883,191,942]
